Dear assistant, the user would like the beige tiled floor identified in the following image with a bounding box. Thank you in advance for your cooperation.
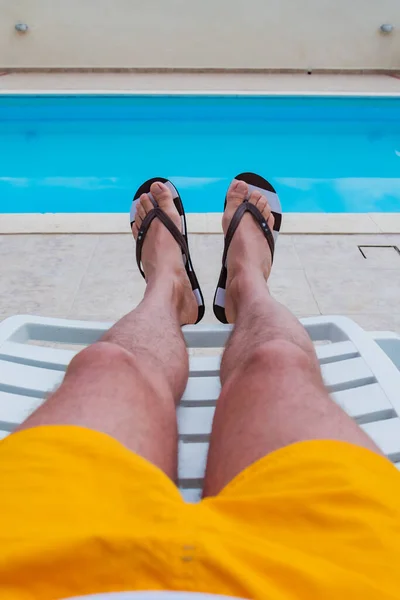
[0,233,399,331]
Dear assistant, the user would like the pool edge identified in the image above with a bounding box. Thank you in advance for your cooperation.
[1,213,399,234]
[1,90,400,97]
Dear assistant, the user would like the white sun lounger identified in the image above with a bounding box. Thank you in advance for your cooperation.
[0,314,399,502]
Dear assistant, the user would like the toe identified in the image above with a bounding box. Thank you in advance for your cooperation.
[249,191,273,225]
[262,200,272,222]
[267,211,275,231]
[131,222,139,240]
[226,179,248,208]
[140,193,155,214]
[249,190,264,207]
[150,181,173,209]
[223,179,249,235]
[135,213,143,229]
[254,196,268,215]
[136,200,147,226]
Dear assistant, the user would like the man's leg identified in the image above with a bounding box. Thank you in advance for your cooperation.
[203,181,381,496]
[16,182,197,479]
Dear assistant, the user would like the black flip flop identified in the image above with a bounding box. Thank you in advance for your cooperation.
[130,177,205,324]
[213,172,283,324]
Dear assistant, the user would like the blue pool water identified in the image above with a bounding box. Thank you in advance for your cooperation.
[1,94,400,213]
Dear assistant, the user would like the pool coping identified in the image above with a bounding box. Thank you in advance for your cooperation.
[1,213,399,234]
[1,72,400,95]
[1,90,400,97]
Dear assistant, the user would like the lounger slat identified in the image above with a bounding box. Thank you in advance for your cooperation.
[183,357,374,404]
[177,406,214,437]
[178,441,208,480]
[0,391,41,427]
[361,418,400,461]
[0,340,360,379]
[183,325,232,349]
[181,488,203,503]
[315,341,358,364]
[0,342,75,371]
[321,357,375,391]
[0,359,62,396]
[189,356,221,376]
[0,341,358,373]
[182,376,220,402]
[187,341,359,376]
[332,383,394,424]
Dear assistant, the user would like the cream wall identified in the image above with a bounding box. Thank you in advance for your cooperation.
[0,0,399,70]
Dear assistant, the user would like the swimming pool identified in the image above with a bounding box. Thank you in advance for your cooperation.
[1,94,400,214]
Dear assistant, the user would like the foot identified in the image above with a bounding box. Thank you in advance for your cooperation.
[132,182,197,325]
[222,179,275,322]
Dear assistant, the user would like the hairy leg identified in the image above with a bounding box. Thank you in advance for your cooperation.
[203,181,381,496]
[16,182,197,479]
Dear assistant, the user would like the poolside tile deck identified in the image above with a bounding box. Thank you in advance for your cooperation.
[0,233,399,331]
[306,267,400,315]
[292,235,400,269]
[69,235,146,320]
[0,234,98,317]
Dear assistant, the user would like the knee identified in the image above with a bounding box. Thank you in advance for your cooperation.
[245,339,315,375]
[68,341,138,376]
[65,342,173,403]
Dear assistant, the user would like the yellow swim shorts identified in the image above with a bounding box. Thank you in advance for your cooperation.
[0,425,399,599]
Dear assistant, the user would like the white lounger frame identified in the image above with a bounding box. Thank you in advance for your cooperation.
[1,315,400,502]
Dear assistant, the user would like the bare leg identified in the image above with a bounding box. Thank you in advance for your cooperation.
[16,182,197,480]
[203,180,381,496]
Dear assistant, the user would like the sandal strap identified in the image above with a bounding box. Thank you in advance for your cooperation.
[136,207,189,278]
[222,202,275,267]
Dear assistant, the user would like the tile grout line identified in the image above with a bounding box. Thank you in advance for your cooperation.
[292,236,323,316]
[289,236,303,270]
[66,235,100,318]
[292,236,322,315]
[368,213,383,233]
[302,267,323,316]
